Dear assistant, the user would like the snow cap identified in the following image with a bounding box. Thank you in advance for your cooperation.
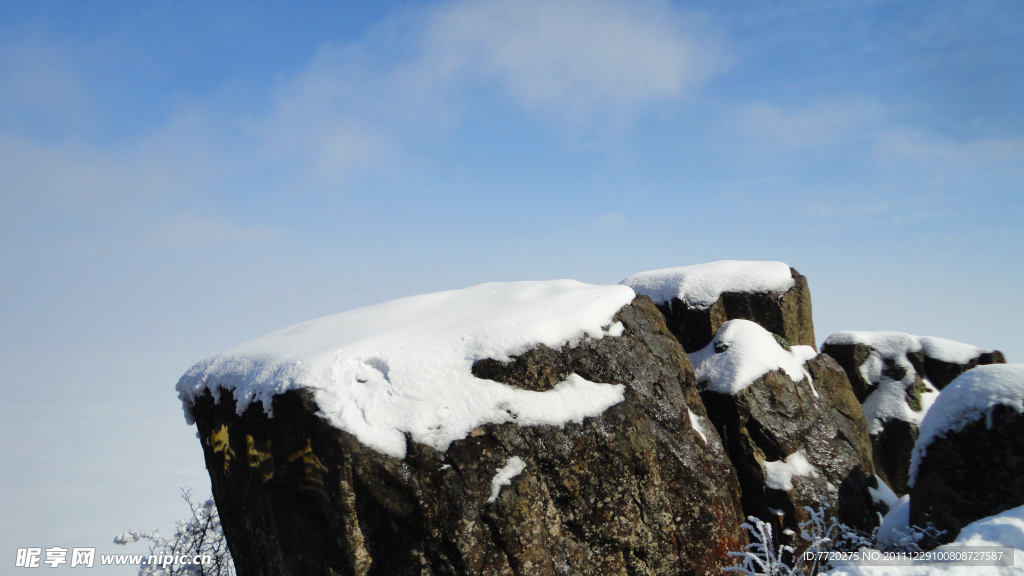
[909,364,1024,486]
[689,319,816,395]
[621,260,795,309]
[824,331,991,365]
[822,330,996,435]
[176,280,636,458]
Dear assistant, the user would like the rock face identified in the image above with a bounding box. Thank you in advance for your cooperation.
[821,332,1006,495]
[922,350,1006,391]
[187,297,746,576]
[908,364,1024,546]
[646,268,814,354]
[909,405,1024,545]
[822,335,1005,399]
[693,324,878,551]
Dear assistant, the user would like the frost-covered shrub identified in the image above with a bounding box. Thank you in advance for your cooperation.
[725,507,942,576]
[725,517,798,576]
[726,508,858,576]
[114,489,235,576]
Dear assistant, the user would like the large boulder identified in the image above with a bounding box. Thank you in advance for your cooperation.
[622,261,815,353]
[909,364,1024,546]
[922,347,1006,391]
[177,282,746,576]
[690,320,878,552]
[821,332,1006,495]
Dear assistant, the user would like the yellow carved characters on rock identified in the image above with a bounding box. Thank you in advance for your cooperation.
[211,424,327,495]
[288,438,329,495]
[210,425,235,474]
[246,435,275,482]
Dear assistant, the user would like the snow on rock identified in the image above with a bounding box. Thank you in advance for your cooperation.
[909,364,1024,486]
[792,344,819,364]
[696,325,879,535]
[859,381,934,437]
[868,475,901,512]
[687,407,708,443]
[825,331,990,366]
[819,330,1004,496]
[918,336,992,365]
[620,260,795,309]
[824,332,923,395]
[874,495,914,548]
[823,331,941,435]
[763,449,818,491]
[689,319,814,396]
[487,456,527,503]
[824,330,999,392]
[176,280,636,458]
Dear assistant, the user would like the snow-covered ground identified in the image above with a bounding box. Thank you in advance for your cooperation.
[827,504,1024,575]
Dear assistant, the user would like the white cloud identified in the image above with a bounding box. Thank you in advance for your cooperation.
[420,0,725,122]
[732,98,884,148]
[727,97,1024,216]
[0,105,233,237]
[875,130,1024,171]
[796,191,953,232]
[589,212,630,232]
[730,97,1024,174]
[801,200,891,219]
[0,134,168,214]
[2,103,227,193]
[148,215,279,248]
[3,0,731,234]
[255,0,727,168]
[249,40,406,184]
[254,108,396,185]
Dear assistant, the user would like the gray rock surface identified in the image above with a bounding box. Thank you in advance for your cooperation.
[186,296,747,576]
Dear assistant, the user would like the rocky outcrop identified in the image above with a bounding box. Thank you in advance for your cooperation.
[910,405,1024,545]
[821,332,1006,495]
[692,322,878,553]
[186,297,746,576]
[922,350,1006,390]
[909,364,1024,546]
[630,266,815,354]
[822,334,1005,400]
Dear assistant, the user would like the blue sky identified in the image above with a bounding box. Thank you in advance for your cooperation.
[2,1,1022,571]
